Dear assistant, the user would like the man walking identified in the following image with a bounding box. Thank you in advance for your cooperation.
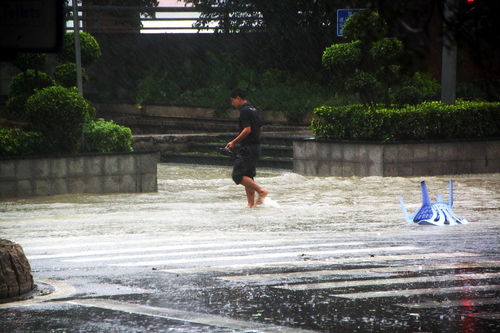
[226,89,268,207]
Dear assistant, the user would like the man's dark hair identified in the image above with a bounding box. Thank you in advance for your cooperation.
[230,88,245,99]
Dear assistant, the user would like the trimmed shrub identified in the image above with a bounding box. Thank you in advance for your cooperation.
[3,70,55,121]
[54,62,88,88]
[13,53,47,72]
[8,70,55,98]
[83,119,133,153]
[0,128,48,157]
[322,41,361,76]
[394,72,440,106]
[342,10,387,43]
[393,86,423,106]
[311,101,500,141]
[26,86,96,153]
[60,32,101,66]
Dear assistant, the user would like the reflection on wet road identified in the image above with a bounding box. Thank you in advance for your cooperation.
[1,164,499,332]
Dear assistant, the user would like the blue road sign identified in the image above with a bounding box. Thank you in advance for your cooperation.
[337,9,365,37]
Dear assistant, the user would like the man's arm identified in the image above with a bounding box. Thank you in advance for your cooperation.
[226,126,251,150]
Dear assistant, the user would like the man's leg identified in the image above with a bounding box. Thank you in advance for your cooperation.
[240,176,268,206]
[245,186,256,207]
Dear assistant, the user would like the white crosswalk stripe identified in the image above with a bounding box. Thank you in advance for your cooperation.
[23,235,500,310]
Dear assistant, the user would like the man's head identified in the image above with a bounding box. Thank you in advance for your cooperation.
[230,88,247,108]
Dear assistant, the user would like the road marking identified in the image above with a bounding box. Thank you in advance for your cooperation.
[23,237,337,252]
[397,298,500,309]
[0,279,75,309]
[109,246,420,267]
[162,252,481,274]
[329,285,500,299]
[68,298,318,333]
[274,272,500,291]
[63,242,364,263]
[27,241,363,260]
[219,261,500,283]
[465,312,500,320]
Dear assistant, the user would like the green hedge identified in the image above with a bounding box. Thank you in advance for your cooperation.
[311,101,500,141]
[83,119,133,153]
[0,128,48,157]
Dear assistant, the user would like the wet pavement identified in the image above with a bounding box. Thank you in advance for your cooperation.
[0,164,499,332]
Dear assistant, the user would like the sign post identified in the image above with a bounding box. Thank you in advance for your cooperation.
[336,9,364,37]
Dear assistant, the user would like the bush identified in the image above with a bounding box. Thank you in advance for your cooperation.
[322,41,361,76]
[13,53,47,71]
[26,86,96,153]
[0,128,48,157]
[54,62,89,88]
[311,101,500,141]
[393,86,423,106]
[3,70,55,121]
[60,32,101,66]
[397,72,440,104]
[342,10,387,43]
[8,70,55,97]
[83,119,133,153]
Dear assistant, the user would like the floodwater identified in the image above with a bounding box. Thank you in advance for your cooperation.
[0,164,499,332]
[1,163,499,239]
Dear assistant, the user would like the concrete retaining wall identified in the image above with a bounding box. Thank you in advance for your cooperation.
[94,103,298,123]
[293,139,500,177]
[0,151,159,199]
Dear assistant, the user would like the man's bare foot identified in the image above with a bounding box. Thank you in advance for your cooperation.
[255,189,268,206]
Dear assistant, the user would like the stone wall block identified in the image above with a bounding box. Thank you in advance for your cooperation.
[412,144,429,161]
[343,145,359,162]
[33,159,50,178]
[329,162,343,176]
[317,161,331,177]
[67,158,85,176]
[331,144,343,161]
[383,145,398,163]
[137,153,159,174]
[0,181,16,198]
[34,180,50,196]
[103,156,119,175]
[50,158,67,178]
[103,176,121,193]
[139,174,157,192]
[17,180,33,197]
[0,161,15,179]
[50,178,68,195]
[293,159,307,174]
[120,155,136,174]
[67,178,86,193]
[85,176,104,193]
[317,143,331,161]
[15,161,31,180]
[486,141,500,160]
[86,156,104,176]
[120,175,137,192]
[397,145,415,162]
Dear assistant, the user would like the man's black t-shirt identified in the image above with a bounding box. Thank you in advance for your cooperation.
[239,103,261,145]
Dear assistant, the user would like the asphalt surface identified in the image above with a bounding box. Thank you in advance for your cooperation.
[1,164,499,332]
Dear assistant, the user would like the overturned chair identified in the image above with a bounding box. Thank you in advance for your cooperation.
[399,180,469,226]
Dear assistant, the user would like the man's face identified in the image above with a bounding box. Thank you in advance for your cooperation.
[231,97,243,108]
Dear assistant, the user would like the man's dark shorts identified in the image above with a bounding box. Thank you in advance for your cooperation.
[232,144,260,185]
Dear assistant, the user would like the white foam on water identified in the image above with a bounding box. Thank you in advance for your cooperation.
[261,197,281,208]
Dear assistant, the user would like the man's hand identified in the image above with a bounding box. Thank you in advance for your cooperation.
[226,141,235,150]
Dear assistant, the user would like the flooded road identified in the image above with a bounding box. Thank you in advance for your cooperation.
[1,163,499,237]
[1,164,499,332]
